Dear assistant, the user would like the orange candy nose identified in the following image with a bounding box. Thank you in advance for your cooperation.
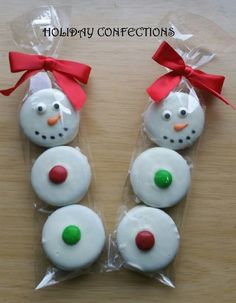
[47,114,61,126]
[174,123,188,131]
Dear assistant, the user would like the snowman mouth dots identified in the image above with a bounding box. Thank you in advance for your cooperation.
[162,128,197,144]
[20,88,80,147]
[34,126,70,141]
[144,92,205,150]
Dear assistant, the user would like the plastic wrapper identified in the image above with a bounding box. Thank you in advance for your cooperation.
[1,6,106,289]
[9,5,89,149]
[106,17,233,287]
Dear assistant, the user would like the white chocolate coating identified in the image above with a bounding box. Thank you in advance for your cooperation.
[42,205,106,271]
[20,88,80,147]
[144,92,205,150]
[130,147,191,208]
[117,206,180,272]
[31,146,91,207]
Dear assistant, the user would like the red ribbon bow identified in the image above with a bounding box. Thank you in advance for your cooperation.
[0,52,92,110]
[147,41,234,109]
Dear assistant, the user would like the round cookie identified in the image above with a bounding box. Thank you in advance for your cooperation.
[130,147,191,208]
[143,92,205,150]
[117,206,180,272]
[42,205,106,271]
[31,146,91,207]
[20,88,80,147]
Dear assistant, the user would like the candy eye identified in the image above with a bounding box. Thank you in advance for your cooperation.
[178,107,188,118]
[52,102,60,110]
[162,110,172,121]
[36,103,47,114]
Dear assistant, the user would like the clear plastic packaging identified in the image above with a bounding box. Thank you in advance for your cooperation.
[1,6,106,289]
[106,20,232,287]
[32,134,107,289]
[7,5,91,149]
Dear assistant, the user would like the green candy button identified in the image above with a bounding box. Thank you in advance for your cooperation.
[62,225,81,245]
[154,169,172,188]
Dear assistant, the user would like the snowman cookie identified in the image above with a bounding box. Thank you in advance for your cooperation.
[117,206,180,272]
[20,88,80,147]
[130,147,191,208]
[31,146,91,207]
[144,92,205,150]
[42,205,106,271]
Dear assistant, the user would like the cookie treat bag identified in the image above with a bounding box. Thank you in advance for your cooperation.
[107,19,233,287]
[0,6,106,289]
[0,6,91,148]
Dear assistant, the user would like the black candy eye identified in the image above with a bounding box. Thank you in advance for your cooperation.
[162,110,172,121]
[36,103,46,114]
[53,102,60,110]
[178,107,188,118]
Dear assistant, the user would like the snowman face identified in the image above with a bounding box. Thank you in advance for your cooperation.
[20,88,80,147]
[143,92,205,150]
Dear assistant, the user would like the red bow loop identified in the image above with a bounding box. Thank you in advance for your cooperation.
[1,52,92,110]
[9,52,44,72]
[152,41,185,72]
[147,41,234,109]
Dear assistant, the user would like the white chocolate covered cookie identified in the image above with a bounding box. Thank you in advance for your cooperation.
[31,146,91,207]
[130,147,191,208]
[144,92,205,150]
[20,88,80,147]
[42,205,106,271]
[117,206,180,272]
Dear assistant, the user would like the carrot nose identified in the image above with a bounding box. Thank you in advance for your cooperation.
[47,114,61,126]
[174,123,188,132]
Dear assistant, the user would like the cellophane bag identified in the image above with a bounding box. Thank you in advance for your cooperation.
[2,6,107,289]
[106,14,233,287]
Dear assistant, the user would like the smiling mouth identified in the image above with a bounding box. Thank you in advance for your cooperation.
[34,127,69,140]
[163,129,196,144]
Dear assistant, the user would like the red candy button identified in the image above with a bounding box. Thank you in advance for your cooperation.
[49,165,68,184]
[135,230,155,251]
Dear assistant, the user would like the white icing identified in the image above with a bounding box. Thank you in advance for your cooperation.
[20,88,80,147]
[42,205,106,271]
[31,146,91,207]
[117,206,180,272]
[144,92,205,150]
[130,147,191,208]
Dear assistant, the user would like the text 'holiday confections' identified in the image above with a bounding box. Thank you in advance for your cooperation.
[42,27,175,38]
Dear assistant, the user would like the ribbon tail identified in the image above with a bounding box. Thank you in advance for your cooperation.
[147,71,182,102]
[53,71,87,110]
[189,77,235,110]
[0,70,40,96]
[54,59,92,84]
